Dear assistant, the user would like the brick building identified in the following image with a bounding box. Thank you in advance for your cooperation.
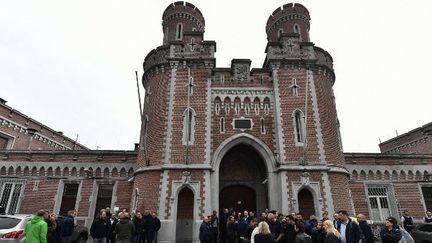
[0,2,431,243]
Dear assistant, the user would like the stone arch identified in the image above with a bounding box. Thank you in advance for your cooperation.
[244,97,251,115]
[120,168,127,177]
[359,170,366,180]
[128,168,134,177]
[63,167,70,177]
[415,171,422,180]
[112,168,118,177]
[39,167,45,176]
[8,166,14,175]
[47,167,54,176]
[376,170,382,180]
[351,170,358,180]
[367,170,374,180]
[424,170,429,179]
[23,166,30,176]
[31,166,37,176]
[71,167,77,177]
[407,170,414,180]
[15,166,22,176]
[400,170,406,180]
[55,167,61,176]
[95,167,102,177]
[0,166,6,175]
[103,168,110,178]
[211,133,279,211]
[174,185,197,242]
[383,170,390,180]
[79,167,85,177]
[297,186,318,219]
[392,170,398,180]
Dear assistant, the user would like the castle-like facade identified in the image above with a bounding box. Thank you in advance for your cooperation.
[0,2,431,243]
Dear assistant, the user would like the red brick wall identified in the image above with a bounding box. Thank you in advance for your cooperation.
[349,182,369,217]
[394,183,425,219]
[20,179,59,213]
[134,171,161,213]
[329,173,353,214]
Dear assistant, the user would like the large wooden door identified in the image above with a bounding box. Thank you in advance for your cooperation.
[298,188,315,219]
[220,185,256,213]
[176,187,194,243]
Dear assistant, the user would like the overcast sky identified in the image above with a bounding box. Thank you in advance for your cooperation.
[1,0,431,152]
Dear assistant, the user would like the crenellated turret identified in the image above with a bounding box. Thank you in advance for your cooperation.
[162,1,205,44]
[266,3,310,42]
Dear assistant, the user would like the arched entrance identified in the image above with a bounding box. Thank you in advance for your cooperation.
[176,187,194,243]
[219,144,268,214]
[298,188,315,219]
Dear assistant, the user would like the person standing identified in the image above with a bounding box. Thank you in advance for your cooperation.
[24,210,48,243]
[227,216,238,243]
[294,221,312,243]
[424,211,432,223]
[267,213,282,241]
[115,212,135,243]
[143,210,152,243]
[322,220,340,243]
[149,212,161,243]
[380,217,402,243]
[91,212,109,243]
[210,210,219,243]
[356,214,373,243]
[132,211,144,243]
[400,210,414,233]
[45,212,61,243]
[311,221,326,243]
[61,210,76,243]
[244,218,259,243]
[110,214,119,243]
[199,216,213,243]
[336,210,362,243]
[219,208,229,243]
[254,221,276,243]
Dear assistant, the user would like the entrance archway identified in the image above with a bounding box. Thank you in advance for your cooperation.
[176,187,194,243]
[298,188,315,219]
[219,144,268,214]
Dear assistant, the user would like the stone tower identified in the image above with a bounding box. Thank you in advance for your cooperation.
[134,2,353,242]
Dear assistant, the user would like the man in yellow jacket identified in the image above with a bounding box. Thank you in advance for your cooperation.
[24,210,48,243]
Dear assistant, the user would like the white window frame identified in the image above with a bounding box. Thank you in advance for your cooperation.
[0,131,15,149]
[365,183,398,222]
[260,117,266,134]
[0,179,25,214]
[220,117,225,134]
[292,110,306,146]
[182,108,196,145]
[176,23,183,40]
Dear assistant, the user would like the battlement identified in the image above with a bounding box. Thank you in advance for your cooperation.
[162,1,205,39]
[266,3,311,42]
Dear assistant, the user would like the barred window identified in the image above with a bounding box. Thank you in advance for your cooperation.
[0,181,23,214]
[367,184,397,221]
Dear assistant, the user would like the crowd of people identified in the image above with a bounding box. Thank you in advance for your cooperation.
[23,207,161,243]
[22,207,432,243]
[199,208,431,243]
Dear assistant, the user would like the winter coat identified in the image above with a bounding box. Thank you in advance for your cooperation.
[336,219,362,243]
[227,222,238,243]
[380,227,402,243]
[268,220,282,239]
[254,233,276,243]
[199,222,212,243]
[24,215,48,243]
[324,233,340,243]
[312,228,326,243]
[115,218,135,241]
[90,217,108,239]
[132,217,144,235]
[149,217,161,232]
[60,216,75,237]
[358,221,374,243]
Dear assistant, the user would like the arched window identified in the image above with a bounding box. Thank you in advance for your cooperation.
[260,118,266,134]
[278,28,283,39]
[142,115,149,152]
[220,117,225,133]
[182,108,196,145]
[293,24,300,34]
[176,23,183,40]
[293,110,305,145]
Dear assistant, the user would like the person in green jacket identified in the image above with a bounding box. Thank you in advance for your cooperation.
[24,209,48,243]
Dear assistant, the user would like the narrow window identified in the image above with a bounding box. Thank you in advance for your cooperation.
[59,183,79,216]
[0,181,23,214]
[293,24,300,34]
[94,184,114,218]
[264,104,270,115]
[234,103,240,115]
[260,118,266,134]
[182,108,195,145]
[142,116,149,153]
[294,111,305,144]
[215,103,220,115]
[254,103,260,115]
[176,23,183,40]
[220,117,225,133]
[278,29,283,39]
